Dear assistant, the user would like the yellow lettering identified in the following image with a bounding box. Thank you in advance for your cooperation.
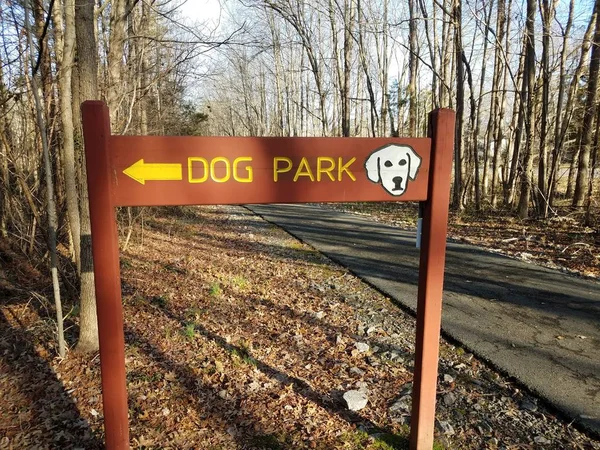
[188,157,209,183]
[233,157,253,182]
[338,157,356,181]
[274,157,293,182]
[210,157,230,182]
[293,157,315,182]
[317,157,336,181]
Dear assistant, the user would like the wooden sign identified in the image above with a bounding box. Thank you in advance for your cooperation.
[81,101,455,450]
[105,136,432,206]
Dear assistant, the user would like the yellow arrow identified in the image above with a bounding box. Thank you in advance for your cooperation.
[123,159,183,185]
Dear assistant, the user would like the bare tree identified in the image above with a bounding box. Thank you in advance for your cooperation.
[263,0,329,135]
[53,0,80,268]
[536,0,557,216]
[407,0,418,135]
[74,0,99,352]
[106,0,127,126]
[25,0,65,357]
[573,0,600,207]
[547,0,574,210]
[517,0,537,219]
[452,0,464,209]
[355,0,378,137]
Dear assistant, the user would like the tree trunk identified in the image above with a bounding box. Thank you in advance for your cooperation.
[342,0,353,137]
[536,0,557,216]
[356,0,378,137]
[554,10,595,199]
[267,10,284,136]
[453,0,464,210]
[584,106,600,224]
[517,0,537,219]
[506,36,527,206]
[547,0,574,209]
[440,0,452,107]
[107,0,127,127]
[0,61,11,238]
[486,0,506,206]
[26,0,66,358]
[472,0,493,209]
[74,0,99,353]
[573,0,600,207]
[32,0,53,121]
[379,0,389,137]
[418,0,438,109]
[53,0,80,269]
[327,0,344,137]
[496,0,513,205]
[408,0,418,135]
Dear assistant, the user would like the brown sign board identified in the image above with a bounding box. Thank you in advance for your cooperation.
[81,101,455,450]
[109,136,431,206]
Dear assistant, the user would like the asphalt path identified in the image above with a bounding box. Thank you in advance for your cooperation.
[247,203,600,436]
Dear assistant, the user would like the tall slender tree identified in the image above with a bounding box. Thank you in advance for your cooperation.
[573,0,600,207]
[74,0,100,352]
[517,0,537,219]
[453,0,465,209]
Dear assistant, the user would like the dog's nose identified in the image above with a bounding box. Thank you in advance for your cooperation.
[392,176,404,191]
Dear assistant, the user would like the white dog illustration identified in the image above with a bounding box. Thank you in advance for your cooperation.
[364,144,422,196]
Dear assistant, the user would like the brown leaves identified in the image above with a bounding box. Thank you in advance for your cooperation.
[2,205,599,449]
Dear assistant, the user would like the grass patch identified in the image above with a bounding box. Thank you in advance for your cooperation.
[182,322,196,340]
[209,282,221,297]
[340,430,371,449]
[231,275,249,290]
[340,430,400,449]
[288,241,307,250]
[371,430,409,449]
[127,370,163,384]
[339,428,444,450]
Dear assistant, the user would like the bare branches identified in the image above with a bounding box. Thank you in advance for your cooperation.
[31,0,54,78]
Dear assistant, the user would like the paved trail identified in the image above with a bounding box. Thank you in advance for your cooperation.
[248,203,600,435]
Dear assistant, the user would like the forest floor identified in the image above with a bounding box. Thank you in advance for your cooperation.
[1,205,599,449]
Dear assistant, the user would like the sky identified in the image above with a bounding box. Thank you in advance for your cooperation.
[178,0,224,27]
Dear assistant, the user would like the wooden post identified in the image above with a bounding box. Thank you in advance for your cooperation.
[410,109,455,449]
[82,101,130,449]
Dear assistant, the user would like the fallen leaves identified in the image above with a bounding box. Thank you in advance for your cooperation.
[1,206,599,449]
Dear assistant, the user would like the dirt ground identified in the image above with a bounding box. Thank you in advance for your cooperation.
[1,205,599,449]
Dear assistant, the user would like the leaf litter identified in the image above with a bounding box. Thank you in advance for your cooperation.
[0,206,599,449]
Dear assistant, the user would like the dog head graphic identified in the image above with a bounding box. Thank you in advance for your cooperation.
[364,144,422,196]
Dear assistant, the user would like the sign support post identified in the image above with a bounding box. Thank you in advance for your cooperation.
[82,102,129,449]
[81,101,454,450]
[410,109,455,449]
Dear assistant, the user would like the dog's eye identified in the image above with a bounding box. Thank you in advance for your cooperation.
[399,159,407,166]
[384,160,393,167]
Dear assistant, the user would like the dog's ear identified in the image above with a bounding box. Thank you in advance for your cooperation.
[365,154,381,183]
[407,147,422,180]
